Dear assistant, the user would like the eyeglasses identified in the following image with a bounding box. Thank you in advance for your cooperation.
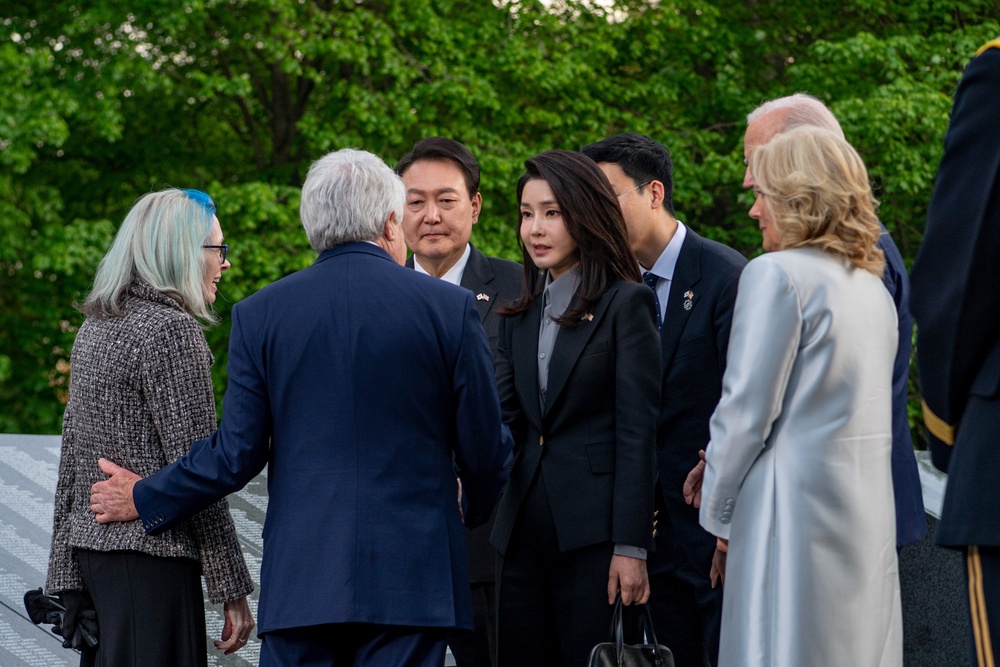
[202,244,228,262]
[616,181,651,199]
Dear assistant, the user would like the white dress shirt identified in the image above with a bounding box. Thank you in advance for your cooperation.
[413,243,472,286]
[642,220,687,324]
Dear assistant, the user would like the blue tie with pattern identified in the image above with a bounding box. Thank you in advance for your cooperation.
[642,271,662,329]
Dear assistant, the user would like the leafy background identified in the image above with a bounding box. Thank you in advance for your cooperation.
[1,0,997,440]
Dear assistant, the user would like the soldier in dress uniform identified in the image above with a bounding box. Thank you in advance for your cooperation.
[911,37,1000,666]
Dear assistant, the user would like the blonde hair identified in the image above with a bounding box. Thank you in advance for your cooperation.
[750,126,884,276]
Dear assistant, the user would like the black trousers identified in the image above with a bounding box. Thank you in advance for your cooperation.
[496,473,618,667]
[646,503,721,667]
[77,549,206,667]
[966,545,999,667]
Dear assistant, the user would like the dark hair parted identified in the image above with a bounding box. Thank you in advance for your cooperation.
[580,132,675,215]
[394,137,480,198]
[501,150,641,327]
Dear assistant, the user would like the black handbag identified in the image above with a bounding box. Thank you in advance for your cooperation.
[587,596,674,667]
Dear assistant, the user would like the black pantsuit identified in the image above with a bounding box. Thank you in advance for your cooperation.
[77,549,206,667]
[498,473,617,667]
[491,280,661,667]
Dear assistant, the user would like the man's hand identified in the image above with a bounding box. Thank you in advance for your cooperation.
[215,596,254,655]
[682,449,708,508]
[607,555,649,605]
[90,458,141,523]
[710,538,728,589]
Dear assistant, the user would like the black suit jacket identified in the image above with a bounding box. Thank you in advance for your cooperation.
[911,42,1000,548]
[407,243,523,581]
[654,228,746,569]
[491,280,661,556]
[406,245,522,359]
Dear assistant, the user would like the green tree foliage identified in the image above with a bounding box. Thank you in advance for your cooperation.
[1,0,996,435]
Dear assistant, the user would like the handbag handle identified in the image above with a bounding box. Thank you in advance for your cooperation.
[608,594,671,667]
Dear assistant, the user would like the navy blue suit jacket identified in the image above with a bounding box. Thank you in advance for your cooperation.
[406,244,523,583]
[134,243,512,633]
[877,227,927,548]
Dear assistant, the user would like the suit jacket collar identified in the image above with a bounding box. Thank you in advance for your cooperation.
[660,229,704,366]
[532,284,618,418]
[460,245,500,324]
[405,244,500,325]
[316,242,392,265]
[511,300,544,426]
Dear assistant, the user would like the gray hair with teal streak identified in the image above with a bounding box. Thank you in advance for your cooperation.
[82,188,219,323]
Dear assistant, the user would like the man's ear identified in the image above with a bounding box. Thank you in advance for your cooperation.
[382,210,407,265]
[648,180,667,211]
[471,192,482,225]
[383,210,398,240]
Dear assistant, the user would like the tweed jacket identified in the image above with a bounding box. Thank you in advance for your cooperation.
[46,280,253,604]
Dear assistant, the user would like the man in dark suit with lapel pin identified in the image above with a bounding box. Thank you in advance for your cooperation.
[583,134,746,667]
[911,39,1000,665]
[396,137,522,667]
[89,148,513,667]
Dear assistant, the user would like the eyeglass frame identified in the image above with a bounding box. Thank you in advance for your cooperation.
[616,181,651,199]
[202,244,228,262]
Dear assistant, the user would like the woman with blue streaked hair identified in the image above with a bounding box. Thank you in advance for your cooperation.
[45,188,255,666]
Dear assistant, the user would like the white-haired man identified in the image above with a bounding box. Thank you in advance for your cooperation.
[89,148,513,667]
[736,94,926,553]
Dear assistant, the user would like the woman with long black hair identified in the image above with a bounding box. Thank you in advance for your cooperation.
[490,150,661,667]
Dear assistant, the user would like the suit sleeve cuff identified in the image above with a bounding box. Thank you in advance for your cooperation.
[613,544,647,560]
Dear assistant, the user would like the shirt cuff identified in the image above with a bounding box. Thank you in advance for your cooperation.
[613,544,647,560]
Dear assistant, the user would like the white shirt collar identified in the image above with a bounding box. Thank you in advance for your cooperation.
[644,220,687,281]
[413,243,472,286]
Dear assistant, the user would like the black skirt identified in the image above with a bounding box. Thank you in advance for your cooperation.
[77,549,207,667]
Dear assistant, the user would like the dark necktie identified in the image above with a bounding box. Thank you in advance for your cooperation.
[642,271,662,329]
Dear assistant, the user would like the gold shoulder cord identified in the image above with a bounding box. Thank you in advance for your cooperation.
[975,38,1000,56]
